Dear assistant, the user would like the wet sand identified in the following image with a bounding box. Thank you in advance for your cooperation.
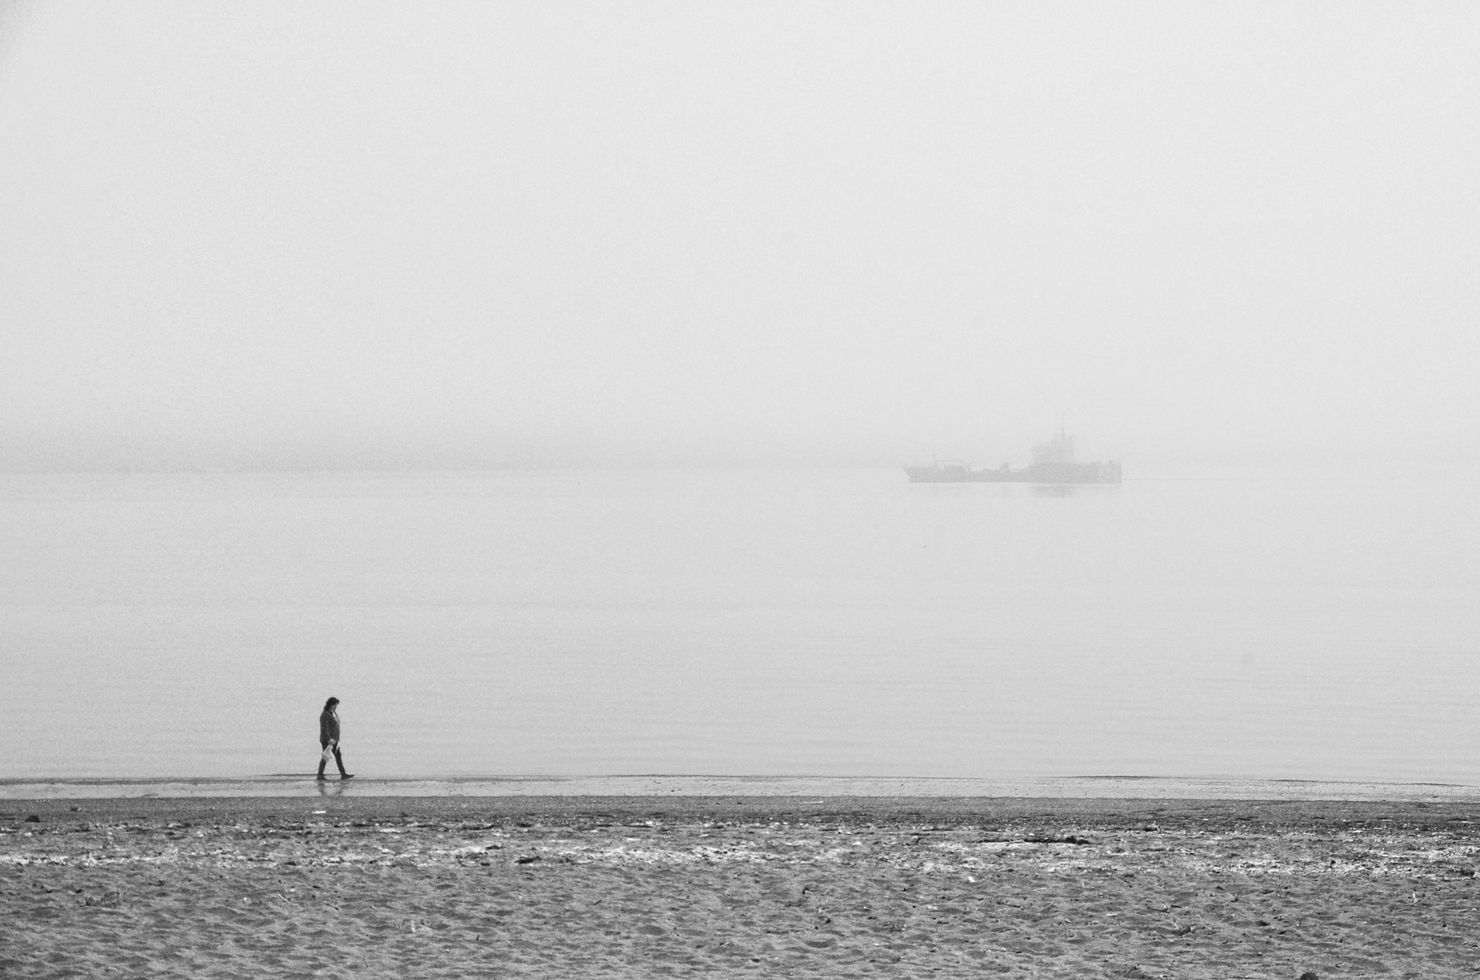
[7,774,1480,801]
[4,796,1479,978]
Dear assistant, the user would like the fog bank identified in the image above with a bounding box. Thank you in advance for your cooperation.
[2,2,1476,471]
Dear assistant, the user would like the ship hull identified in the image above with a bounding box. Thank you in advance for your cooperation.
[904,462,1121,484]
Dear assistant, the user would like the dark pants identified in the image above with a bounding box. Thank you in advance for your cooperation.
[318,742,347,777]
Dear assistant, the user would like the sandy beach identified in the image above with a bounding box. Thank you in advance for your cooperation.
[4,796,1479,978]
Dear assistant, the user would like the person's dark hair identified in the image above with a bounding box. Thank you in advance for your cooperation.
[324,697,340,710]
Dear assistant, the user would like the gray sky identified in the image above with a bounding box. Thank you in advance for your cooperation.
[2,1,1476,470]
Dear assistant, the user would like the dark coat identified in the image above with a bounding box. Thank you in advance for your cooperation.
[319,708,340,746]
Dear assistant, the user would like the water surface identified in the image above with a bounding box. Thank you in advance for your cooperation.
[3,467,1476,782]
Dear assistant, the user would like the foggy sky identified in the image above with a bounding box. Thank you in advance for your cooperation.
[2,1,1476,470]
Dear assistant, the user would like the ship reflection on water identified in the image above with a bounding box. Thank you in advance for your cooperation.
[1032,483,1080,497]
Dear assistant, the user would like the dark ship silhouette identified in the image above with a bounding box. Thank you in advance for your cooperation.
[905,430,1121,484]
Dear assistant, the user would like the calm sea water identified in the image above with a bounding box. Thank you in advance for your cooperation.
[2,467,1477,783]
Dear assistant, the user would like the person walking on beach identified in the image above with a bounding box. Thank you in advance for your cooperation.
[317,697,353,780]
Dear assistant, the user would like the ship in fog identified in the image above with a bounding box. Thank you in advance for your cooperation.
[905,430,1121,484]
